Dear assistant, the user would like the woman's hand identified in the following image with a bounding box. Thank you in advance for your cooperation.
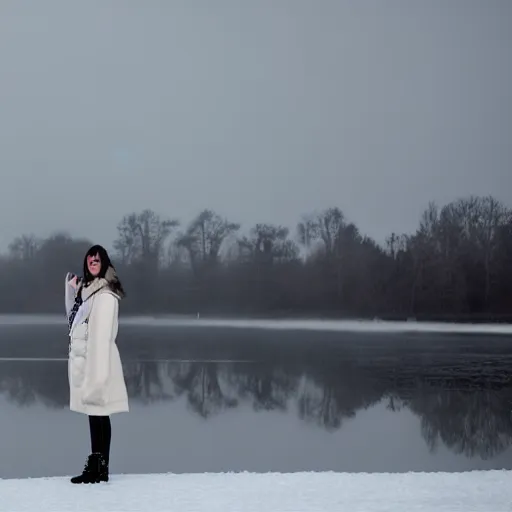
[67,273,80,290]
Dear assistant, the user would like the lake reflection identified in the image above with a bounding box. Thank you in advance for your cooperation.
[2,354,512,479]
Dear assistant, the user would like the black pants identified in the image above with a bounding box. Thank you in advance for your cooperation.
[89,415,111,464]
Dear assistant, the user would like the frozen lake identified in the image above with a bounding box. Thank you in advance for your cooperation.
[1,318,512,479]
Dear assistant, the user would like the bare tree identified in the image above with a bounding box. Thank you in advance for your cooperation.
[238,223,298,263]
[8,234,40,261]
[296,213,319,257]
[177,209,240,265]
[114,209,179,268]
[316,207,345,257]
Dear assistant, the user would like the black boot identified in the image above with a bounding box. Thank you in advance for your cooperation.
[70,453,108,484]
[98,454,109,483]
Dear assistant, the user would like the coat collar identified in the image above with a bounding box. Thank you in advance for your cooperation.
[81,266,122,301]
[81,277,109,302]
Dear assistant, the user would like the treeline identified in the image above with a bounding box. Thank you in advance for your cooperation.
[1,194,512,319]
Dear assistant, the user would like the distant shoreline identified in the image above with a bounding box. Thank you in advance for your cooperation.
[0,313,511,334]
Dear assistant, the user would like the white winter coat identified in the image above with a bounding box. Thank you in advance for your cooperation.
[65,275,129,416]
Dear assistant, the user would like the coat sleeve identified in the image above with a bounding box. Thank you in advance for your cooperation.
[82,292,118,405]
[64,273,76,317]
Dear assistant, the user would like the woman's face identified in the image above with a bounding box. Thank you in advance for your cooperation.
[87,253,101,277]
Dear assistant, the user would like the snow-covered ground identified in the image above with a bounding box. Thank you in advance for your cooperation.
[0,314,512,334]
[0,470,510,511]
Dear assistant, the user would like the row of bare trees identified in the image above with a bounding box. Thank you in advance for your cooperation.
[1,195,511,318]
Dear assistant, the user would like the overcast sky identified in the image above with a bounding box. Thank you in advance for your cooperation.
[0,0,510,251]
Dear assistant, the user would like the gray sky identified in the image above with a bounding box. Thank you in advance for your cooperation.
[0,0,510,251]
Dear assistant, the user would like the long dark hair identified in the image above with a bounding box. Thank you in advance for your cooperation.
[82,244,126,298]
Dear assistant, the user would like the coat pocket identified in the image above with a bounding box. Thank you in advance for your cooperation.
[69,339,88,388]
[73,322,89,342]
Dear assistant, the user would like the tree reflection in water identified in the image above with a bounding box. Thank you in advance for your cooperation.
[1,355,512,460]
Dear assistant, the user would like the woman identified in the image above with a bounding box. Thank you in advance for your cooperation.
[65,244,129,484]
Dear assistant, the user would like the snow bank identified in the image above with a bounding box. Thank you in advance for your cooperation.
[0,470,510,512]
[122,317,512,334]
[1,314,512,334]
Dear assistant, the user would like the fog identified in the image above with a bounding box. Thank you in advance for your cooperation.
[0,0,510,249]
[0,2,510,319]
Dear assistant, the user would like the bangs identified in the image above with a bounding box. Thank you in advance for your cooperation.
[86,245,103,258]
